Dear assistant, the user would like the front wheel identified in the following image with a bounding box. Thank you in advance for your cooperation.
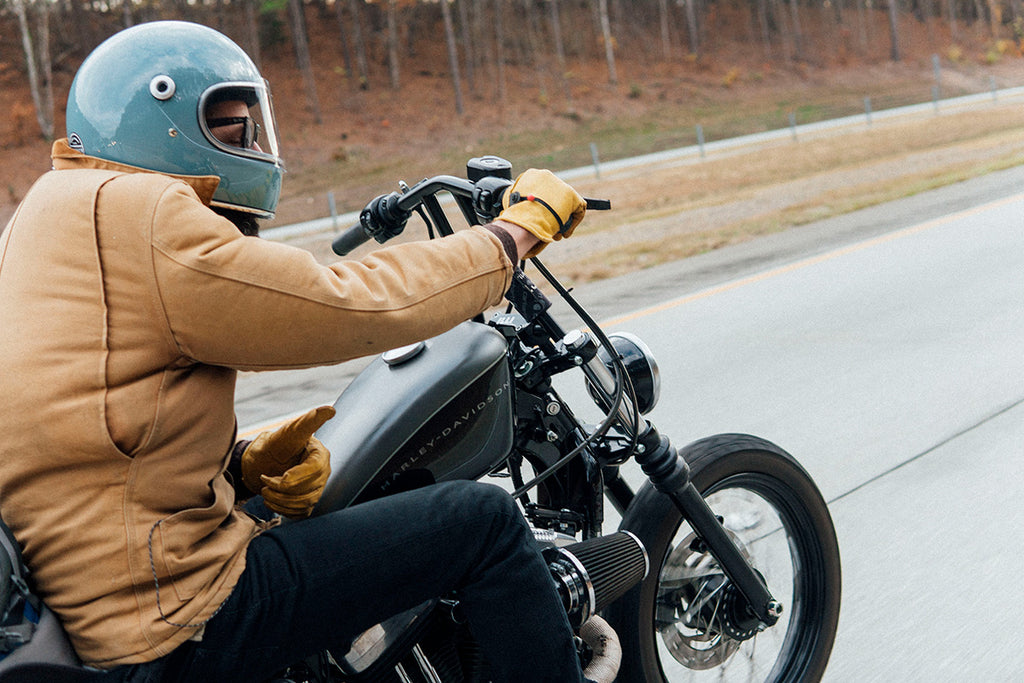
[607,434,841,682]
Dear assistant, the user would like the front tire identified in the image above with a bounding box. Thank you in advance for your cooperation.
[608,434,841,682]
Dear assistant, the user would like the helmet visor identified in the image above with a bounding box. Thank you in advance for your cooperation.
[199,81,280,161]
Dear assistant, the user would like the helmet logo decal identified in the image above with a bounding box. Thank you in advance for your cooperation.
[149,75,176,101]
[68,133,84,152]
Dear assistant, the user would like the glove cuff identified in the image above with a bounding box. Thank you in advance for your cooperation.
[240,436,269,494]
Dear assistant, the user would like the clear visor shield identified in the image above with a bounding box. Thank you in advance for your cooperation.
[199,81,280,161]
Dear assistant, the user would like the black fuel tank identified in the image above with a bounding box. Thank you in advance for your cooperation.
[315,321,513,511]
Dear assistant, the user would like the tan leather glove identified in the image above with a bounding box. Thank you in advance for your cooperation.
[499,169,587,258]
[241,405,335,518]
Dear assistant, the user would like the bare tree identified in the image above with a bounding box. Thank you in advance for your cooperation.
[549,0,568,74]
[547,0,574,109]
[757,0,774,58]
[333,0,356,87]
[13,0,55,140]
[122,0,133,28]
[457,0,477,91]
[788,0,805,60]
[494,0,508,109]
[682,0,700,57]
[387,0,401,90]
[440,0,466,114]
[597,0,618,84]
[287,0,323,122]
[887,0,902,60]
[658,0,672,59]
[243,0,262,70]
[987,0,1000,38]
[348,0,371,89]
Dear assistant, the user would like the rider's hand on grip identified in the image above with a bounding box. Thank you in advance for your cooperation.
[499,169,586,258]
[242,405,335,518]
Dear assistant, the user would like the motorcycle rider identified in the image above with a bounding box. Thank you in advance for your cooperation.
[0,20,608,683]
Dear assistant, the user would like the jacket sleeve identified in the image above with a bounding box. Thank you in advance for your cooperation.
[149,182,514,370]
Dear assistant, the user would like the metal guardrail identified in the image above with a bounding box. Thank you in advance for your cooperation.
[261,85,1024,243]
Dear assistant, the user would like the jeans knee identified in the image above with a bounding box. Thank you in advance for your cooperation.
[465,480,517,512]
[442,481,526,534]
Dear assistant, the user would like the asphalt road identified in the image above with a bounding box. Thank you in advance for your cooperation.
[575,168,1024,680]
[237,165,1024,679]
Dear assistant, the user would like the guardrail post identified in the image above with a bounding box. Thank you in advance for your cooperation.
[328,191,338,231]
[864,97,872,126]
[590,142,601,179]
[696,124,706,158]
[789,112,797,141]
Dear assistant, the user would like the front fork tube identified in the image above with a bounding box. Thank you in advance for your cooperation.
[634,424,783,628]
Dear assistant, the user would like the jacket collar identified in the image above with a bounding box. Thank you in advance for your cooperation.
[50,139,221,206]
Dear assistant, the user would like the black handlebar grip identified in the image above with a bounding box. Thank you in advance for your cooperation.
[332,224,372,256]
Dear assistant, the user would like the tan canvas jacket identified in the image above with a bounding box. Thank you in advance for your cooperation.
[0,140,513,667]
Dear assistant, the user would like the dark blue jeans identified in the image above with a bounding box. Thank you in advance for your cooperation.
[110,481,586,682]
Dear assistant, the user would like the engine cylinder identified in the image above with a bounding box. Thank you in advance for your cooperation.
[545,531,648,627]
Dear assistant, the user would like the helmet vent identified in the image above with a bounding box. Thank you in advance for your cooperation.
[149,75,176,101]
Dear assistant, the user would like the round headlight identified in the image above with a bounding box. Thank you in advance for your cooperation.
[586,332,661,415]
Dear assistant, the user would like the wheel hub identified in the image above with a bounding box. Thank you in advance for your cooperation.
[654,527,760,670]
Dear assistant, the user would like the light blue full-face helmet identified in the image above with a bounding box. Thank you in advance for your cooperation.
[65,21,283,217]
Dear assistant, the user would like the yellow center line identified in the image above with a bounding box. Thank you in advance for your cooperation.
[601,191,1024,328]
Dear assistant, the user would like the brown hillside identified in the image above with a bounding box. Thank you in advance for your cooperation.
[2,4,1024,229]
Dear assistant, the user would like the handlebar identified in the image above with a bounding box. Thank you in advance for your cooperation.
[332,161,609,256]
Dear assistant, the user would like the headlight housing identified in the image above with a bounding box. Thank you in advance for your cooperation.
[586,332,661,415]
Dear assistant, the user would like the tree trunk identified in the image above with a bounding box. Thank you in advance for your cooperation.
[387,0,400,90]
[548,0,573,108]
[757,0,773,58]
[333,0,356,86]
[348,0,371,89]
[34,0,53,138]
[13,0,54,141]
[987,0,1000,37]
[440,0,466,115]
[858,0,869,50]
[887,0,902,61]
[658,0,672,59]
[287,0,323,122]
[67,0,97,52]
[971,0,985,26]
[788,0,804,60]
[494,0,508,108]
[683,0,700,57]
[520,0,539,68]
[244,0,262,70]
[549,0,568,74]
[597,0,618,84]
[457,0,476,91]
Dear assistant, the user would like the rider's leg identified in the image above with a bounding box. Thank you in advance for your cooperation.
[111,480,585,683]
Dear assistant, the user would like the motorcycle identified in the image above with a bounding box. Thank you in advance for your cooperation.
[0,156,840,683]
